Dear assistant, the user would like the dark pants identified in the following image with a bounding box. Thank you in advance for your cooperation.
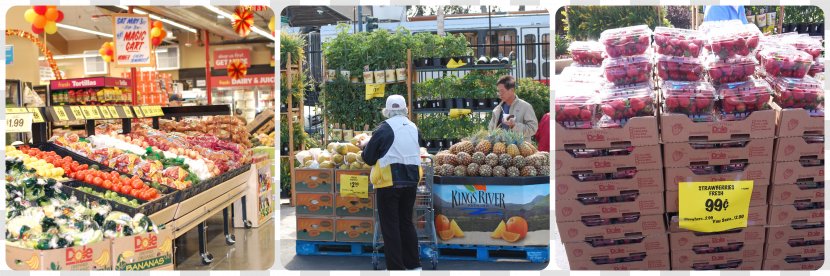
[376,186,420,270]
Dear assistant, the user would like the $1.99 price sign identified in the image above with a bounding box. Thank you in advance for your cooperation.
[339,174,369,198]
[679,180,753,232]
[5,112,33,133]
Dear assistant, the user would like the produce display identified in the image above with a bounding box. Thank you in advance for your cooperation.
[599,25,652,58]
[160,116,253,148]
[784,35,823,60]
[295,133,371,169]
[602,54,652,85]
[717,79,773,121]
[553,87,598,129]
[599,84,655,125]
[252,132,275,147]
[558,66,604,84]
[656,55,704,81]
[433,129,549,177]
[568,41,605,66]
[661,81,716,122]
[705,23,761,60]
[653,27,704,58]
[706,56,756,84]
[809,58,824,77]
[759,47,814,78]
[5,146,71,179]
[768,76,825,112]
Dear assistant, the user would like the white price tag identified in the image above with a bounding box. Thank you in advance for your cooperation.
[5,112,33,133]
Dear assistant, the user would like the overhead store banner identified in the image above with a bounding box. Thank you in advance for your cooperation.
[214,49,251,70]
[113,14,154,67]
[211,74,275,87]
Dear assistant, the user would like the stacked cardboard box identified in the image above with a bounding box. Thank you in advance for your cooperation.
[121,72,171,105]
[661,102,777,270]
[294,169,374,243]
[555,115,670,270]
[764,108,825,270]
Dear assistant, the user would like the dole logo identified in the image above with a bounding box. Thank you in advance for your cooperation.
[784,145,795,156]
[712,125,727,134]
[819,169,824,176]
[787,118,799,131]
[587,133,605,142]
[599,184,616,191]
[712,237,725,243]
[609,248,625,254]
[672,124,684,135]
[710,152,726,160]
[601,206,618,213]
[606,227,621,234]
[817,191,824,198]
[594,160,611,168]
[807,231,821,237]
[135,234,158,252]
[568,228,578,238]
[811,211,824,218]
[711,255,724,261]
[66,246,93,264]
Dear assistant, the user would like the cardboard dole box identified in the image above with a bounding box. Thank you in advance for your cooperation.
[297,217,334,241]
[554,144,663,173]
[432,177,549,246]
[659,105,777,143]
[6,240,112,270]
[662,138,774,167]
[557,214,666,244]
[773,136,824,162]
[111,227,174,270]
[554,116,659,150]
[565,234,670,270]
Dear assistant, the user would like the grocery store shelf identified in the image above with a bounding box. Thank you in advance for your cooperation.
[161,105,231,118]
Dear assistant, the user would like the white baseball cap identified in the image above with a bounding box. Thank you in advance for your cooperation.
[386,95,407,110]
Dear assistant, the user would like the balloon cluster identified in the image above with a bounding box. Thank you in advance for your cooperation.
[24,6,65,35]
[150,21,167,47]
[232,6,254,37]
[5,29,62,79]
[268,16,275,35]
[99,42,115,63]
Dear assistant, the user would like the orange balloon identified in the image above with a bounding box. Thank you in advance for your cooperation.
[33,15,47,28]
[45,8,59,21]
[159,29,167,39]
[153,21,163,29]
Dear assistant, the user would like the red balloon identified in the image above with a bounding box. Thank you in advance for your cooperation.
[151,37,161,46]
[105,49,113,56]
[32,25,44,34]
[56,10,64,22]
[33,6,47,15]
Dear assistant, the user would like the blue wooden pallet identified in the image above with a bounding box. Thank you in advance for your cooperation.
[436,244,549,263]
[296,240,374,257]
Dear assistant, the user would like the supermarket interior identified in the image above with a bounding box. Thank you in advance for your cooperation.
[5,5,276,270]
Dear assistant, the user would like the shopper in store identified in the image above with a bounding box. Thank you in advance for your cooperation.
[535,112,550,152]
[361,94,423,271]
[489,75,539,139]
[703,5,748,23]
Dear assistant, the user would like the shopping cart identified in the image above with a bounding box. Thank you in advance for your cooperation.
[371,156,439,270]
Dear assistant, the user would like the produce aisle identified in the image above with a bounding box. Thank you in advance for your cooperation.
[554,6,824,271]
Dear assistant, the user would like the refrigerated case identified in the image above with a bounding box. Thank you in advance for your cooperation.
[211,86,274,123]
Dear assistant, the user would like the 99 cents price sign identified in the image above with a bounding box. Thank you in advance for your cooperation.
[5,112,33,133]
[678,180,753,232]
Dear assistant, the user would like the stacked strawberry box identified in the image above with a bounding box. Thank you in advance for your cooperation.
[660,22,776,270]
[555,25,669,270]
[760,37,825,270]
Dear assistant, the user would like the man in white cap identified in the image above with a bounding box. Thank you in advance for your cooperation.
[361,94,423,270]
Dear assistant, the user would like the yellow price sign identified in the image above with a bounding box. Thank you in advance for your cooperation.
[133,106,145,118]
[121,106,134,118]
[81,106,102,119]
[53,107,70,121]
[339,174,369,198]
[141,106,161,117]
[679,181,754,233]
[27,108,45,123]
[99,106,113,118]
[364,83,386,100]
[153,106,164,116]
[69,106,85,119]
[107,106,120,118]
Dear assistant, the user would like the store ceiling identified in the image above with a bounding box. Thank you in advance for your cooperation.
[55,6,274,42]
[281,6,351,27]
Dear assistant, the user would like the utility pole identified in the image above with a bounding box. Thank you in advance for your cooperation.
[358,6,364,32]
[437,6,445,36]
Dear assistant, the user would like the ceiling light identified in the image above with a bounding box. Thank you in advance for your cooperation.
[116,6,198,33]
[38,53,100,60]
[56,23,114,37]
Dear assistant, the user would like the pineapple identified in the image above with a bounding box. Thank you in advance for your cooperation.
[456,140,474,154]
[520,141,537,157]
[478,164,493,177]
[491,128,507,154]
[456,152,472,166]
[521,166,538,176]
[467,163,480,176]
[474,131,493,154]
[506,131,521,157]
[444,154,458,166]
[498,153,513,167]
[454,165,467,176]
[485,153,499,166]
[492,166,507,177]
[507,166,521,177]
[442,164,456,176]
[513,156,526,168]
[434,165,446,176]
[472,152,486,165]
[537,165,549,176]
[435,153,447,166]
[527,153,544,168]
[492,140,507,155]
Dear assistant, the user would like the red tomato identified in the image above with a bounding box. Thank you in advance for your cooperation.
[121,185,132,194]
[102,180,113,190]
[85,174,94,183]
[131,180,143,189]
[130,189,141,198]
[93,177,103,186]
[112,185,121,194]
[147,188,159,199]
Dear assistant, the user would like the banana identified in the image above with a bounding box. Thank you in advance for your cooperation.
[25,254,39,270]
[159,239,173,254]
[95,250,110,267]
[121,250,135,259]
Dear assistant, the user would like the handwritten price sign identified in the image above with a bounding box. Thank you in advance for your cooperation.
[113,14,153,67]
[679,180,753,232]
[339,174,369,198]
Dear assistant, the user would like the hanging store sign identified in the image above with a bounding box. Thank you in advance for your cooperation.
[214,49,251,70]
[113,14,154,67]
[210,74,275,87]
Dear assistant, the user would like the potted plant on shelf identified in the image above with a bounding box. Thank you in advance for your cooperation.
[412,32,432,68]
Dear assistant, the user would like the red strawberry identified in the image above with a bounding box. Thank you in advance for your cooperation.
[678,97,690,108]
[688,43,700,57]
[666,97,679,109]
[601,105,616,117]
[695,97,710,110]
[563,105,580,117]
[629,98,644,111]
[579,109,592,120]
[611,100,626,111]
[747,36,759,49]
[736,103,746,113]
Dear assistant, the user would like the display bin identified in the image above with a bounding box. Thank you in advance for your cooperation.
[178,163,253,202]
[294,169,335,193]
[334,218,374,243]
[334,169,373,193]
[767,203,825,227]
[762,258,824,270]
[6,239,113,270]
[295,193,334,216]
[659,107,777,143]
[565,234,670,270]
[674,258,763,270]
[772,160,823,185]
[567,251,670,270]
[110,227,175,270]
[555,168,664,199]
[334,193,374,217]
[764,242,824,260]
[769,182,824,206]
[433,176,549,246]
[297,216,335,241]
[556,214,666,244]
[764,224,825,259]
[61,181,178,217]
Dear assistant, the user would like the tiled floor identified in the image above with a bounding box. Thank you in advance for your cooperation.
[175,212,276,270]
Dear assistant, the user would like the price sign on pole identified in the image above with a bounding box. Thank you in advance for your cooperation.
[339,174,369,198]
[5,112,33,133]
[679,181,753,232]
